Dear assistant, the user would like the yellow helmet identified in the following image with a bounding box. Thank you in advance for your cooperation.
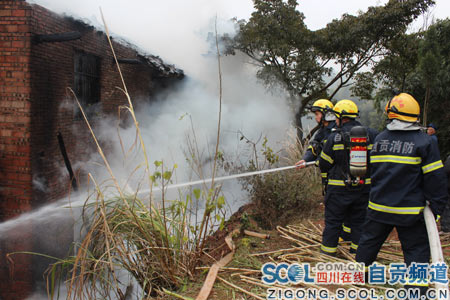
[333,99,358,119]
[311,99,333,113]
[385,93,420,123]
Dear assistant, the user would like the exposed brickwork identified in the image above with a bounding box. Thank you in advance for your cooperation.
[0,1,33,298]
[0,2,182,298]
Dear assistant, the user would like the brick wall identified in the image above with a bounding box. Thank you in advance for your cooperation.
[29,5,159,204]
[0,2,182,298]
[0,1,33,299]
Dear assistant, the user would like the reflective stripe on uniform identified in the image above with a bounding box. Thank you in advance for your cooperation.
[328,179,345,186]
[330,144,371,150]
[320,151,334,164]
[350,243,358,250]
[342,225,351,233]
[321,244,337,253]
[405,276,429,287]
[368,201,424,215]
[308,145,316,156]
[321,173,328,178]
[370,155,422,165]
[405,281,429,287]
[328,179,371,186]
[422,160,444,174]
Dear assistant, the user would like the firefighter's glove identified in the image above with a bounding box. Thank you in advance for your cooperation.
[295,160,307,169]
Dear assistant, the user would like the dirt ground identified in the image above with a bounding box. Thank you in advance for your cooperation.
[161,201,450,300]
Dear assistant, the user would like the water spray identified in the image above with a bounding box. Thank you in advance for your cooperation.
[137,161,316,194]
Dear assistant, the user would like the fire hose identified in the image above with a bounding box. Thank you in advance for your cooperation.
[137,161,316,194]
[424,204,450,298]
[136,162,449,297]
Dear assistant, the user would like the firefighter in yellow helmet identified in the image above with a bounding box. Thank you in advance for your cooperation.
[318,99,378,255]
[356,93,447,295]
[295,99,336,168]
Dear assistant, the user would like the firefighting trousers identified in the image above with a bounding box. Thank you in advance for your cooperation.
[355,218,430,267]
[321,192,368,255]
[355,218,430,294]
[340,219,352,241]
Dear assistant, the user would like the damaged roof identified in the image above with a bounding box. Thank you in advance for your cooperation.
[112,36,184,79]
[51,12,184,79]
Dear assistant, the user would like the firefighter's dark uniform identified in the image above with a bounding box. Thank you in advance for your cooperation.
[440,155,450,232]
[304,120,353,241]
[303,121,335,163]
[318,120,378,254]
[356,129,448,290]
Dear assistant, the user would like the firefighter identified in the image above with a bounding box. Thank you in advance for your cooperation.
[441,155,450,232]
[296,99,353,241]
[356,93,448,292]
[296,99,335,169]
[318,99,378,255]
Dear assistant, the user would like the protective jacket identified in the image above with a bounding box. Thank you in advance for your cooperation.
[367,129,448,226]
[303,121,336,162]
[319,120,378,194]
[440,155,450,232]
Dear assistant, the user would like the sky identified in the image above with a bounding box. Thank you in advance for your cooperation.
[29,0,450,70]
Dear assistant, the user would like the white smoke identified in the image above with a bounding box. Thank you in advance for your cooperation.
[79,51,294,214]
[11,1,295,299]
[23,0,295,186]
[37,2,296,210]
[26,0,253,68]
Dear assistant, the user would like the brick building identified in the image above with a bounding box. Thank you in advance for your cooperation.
[0,1,183,298]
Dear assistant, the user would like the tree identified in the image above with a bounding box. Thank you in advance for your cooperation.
[351,32,421,109]
[233,0,434,134]
[353,19,450,156]
[416,20,450,156]
[417,24,442,125]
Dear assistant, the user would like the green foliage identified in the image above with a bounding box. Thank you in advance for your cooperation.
[315,0,433,58]
[232,0,434,130]
[50,164,228,299]
[239,136,322,229]
[418,26,442,87]
[350,72,377,101]
[417,19,450,156]
[244,169,321,229]
[353,18,450,156]
[240,212,250,231]
[261,137,279,165]
[357,101,386,132]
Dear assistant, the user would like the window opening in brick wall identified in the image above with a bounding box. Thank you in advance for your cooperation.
[73,51,101,118]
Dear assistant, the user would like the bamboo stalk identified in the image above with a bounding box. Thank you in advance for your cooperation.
[250,244,319,257]
[244,230,270,239]
[217,276,265,300]
[162,288,195,300]
[196,267,259,273]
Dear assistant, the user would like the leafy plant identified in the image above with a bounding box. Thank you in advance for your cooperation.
[45,13,229,299]
[239,132,322,229]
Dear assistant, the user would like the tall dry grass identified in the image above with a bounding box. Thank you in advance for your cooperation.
[45,13,228,299]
